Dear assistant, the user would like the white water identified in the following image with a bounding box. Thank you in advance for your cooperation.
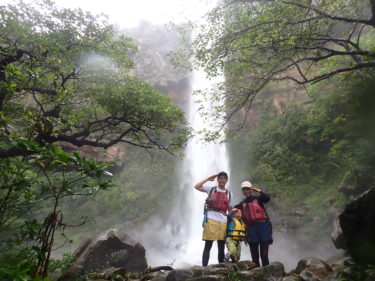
[137,69,230,268]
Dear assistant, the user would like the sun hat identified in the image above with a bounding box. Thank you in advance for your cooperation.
[240,181,252,189]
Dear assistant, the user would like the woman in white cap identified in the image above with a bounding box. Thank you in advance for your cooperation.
[234,181,272,267]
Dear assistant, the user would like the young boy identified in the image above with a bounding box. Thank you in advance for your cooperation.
[225,208,247,262]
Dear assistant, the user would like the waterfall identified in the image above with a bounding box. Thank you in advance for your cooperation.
[137,69,230,268]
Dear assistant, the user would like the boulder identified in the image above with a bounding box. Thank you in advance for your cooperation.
[57,265,85,281]
[281,276,302,281]
[187,276,229,281]
[299,269,324,281]
[234,261,258,271]
[338,187,375,265]
[166,269,200,281]
[325,252,354,271]
[294,257,332,281]
[236,270,261,281]
[331,217,346,250]
[236,262,284,281]
[262,262,285,281]
[140,271,169,281]
[72,229,148,273]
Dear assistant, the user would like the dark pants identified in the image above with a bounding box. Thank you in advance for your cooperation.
[249,242,270,267]
[202,240,225,266]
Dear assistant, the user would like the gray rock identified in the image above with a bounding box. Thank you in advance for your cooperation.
[235,261,258,271]
[72,229,148,273]
[141,271,168,281]
[331,216,346,250]
[262,262,285,281]
[325,252,354,271]
[294,257,331,275]
[203,267,229,275]
[300,269,322,281]
[236,270,260,281]
[187,276,229,281]
[166,269,199,281]
[57,265,85,281]
[339,187,375,265]
[281,275,302,281]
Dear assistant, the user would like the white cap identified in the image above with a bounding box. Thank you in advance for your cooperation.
[241,181,252,189]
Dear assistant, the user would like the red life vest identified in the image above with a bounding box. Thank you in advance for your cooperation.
[206,187,230,213]
[242,199,267,223]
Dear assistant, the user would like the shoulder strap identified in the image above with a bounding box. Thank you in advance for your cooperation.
[205,187,216,204]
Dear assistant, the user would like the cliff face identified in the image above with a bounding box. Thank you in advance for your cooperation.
[125,22,191,109]
[232,71,311,131]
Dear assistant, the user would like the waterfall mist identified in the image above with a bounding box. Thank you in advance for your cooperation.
[133,69,230,268]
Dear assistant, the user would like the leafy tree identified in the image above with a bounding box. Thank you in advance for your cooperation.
[0,0,189,158]
[0,139,113,277]
[182,0,375,136]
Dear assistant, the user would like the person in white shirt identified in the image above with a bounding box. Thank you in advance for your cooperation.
[194,171,233,266]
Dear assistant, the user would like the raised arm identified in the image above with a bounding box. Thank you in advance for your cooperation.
[252,187,270,203]
[194,174,217,192]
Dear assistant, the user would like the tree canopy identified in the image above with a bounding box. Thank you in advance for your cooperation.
[187,0,375,137]
[0,0,190,157]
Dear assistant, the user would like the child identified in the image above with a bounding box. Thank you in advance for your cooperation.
[225,208,247,262]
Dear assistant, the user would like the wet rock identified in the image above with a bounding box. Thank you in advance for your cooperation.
[262,262,285,281]
[322,268,352,281]
[57,265,85,281]
[325,252,354,271]
[114,275,127,281]
[141,271,169,281]
[236,270,260,281]
[186,276,229,281]
[281,275,302,281]
[331,217,346,250]
[300,269,323,281]
[166,269,200,281]
[72,229,148,273]
[235,261,258,271]
[93,267,128,279]
[147,266,174,273]
[294,257,332,281]
[203,267,229,275]
[339,187,375,265]
[295,257,331,273]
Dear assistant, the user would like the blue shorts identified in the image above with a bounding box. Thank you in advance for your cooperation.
[247,222,273,244]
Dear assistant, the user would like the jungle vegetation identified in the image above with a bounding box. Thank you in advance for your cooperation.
[175,0,375,139]
[0,0,189,278]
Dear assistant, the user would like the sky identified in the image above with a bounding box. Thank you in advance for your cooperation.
[1,0,214,28]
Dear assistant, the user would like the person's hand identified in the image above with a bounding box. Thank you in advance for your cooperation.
[251,187,261,192]
[207,174,218,181]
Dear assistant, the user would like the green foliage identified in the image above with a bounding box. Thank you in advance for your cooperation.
[0,0,189,156]
[338,264,375,281]
[228,66,375,237]
[0,139,114,277]
[0,247,50,281]
[228,267,243,281]
[60,145,179,242]
[178,0,375,139]
[49,253,76,274]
